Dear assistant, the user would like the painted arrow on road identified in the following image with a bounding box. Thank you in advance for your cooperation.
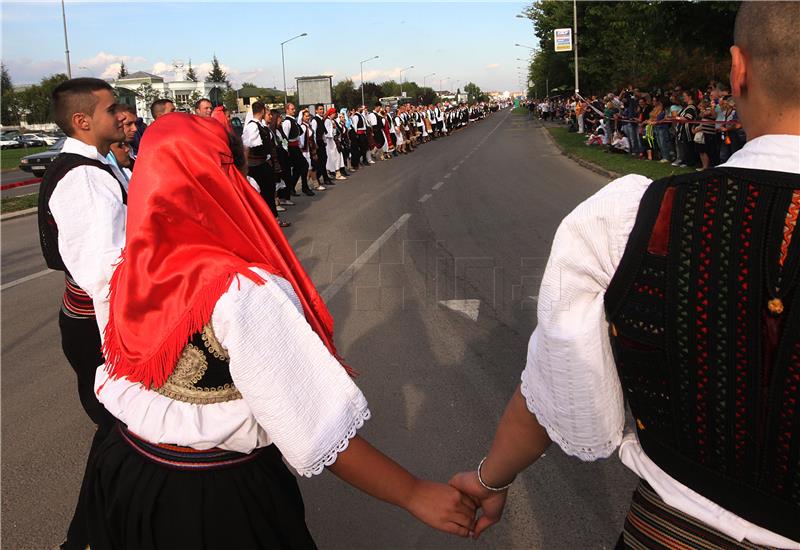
[438,299,481,321]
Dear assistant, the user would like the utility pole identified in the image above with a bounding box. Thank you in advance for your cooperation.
[281,33,307,108]
[61,0,72,78]
[399,65,414,97]
[360,55,379,106]
[573,0,579,95]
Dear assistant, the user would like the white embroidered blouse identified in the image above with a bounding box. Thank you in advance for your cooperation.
[521,135,800,548]
[95,267,370,478]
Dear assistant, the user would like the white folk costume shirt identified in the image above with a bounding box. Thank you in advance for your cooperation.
[50,137,129,337]
[96,267,370,478]
[241,118,263,148]
[520,134,800,549]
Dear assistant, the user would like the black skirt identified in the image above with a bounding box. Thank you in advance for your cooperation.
[87,427,317,550]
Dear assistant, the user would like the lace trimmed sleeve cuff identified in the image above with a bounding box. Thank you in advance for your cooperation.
[214,268,370,477]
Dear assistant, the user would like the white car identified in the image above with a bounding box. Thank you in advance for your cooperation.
[25,133,59,146]
[0,136,21,149]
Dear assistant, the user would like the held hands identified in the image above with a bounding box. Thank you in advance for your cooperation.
[449,471,509,539]
[404,479,478,537]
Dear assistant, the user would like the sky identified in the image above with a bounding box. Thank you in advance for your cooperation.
[1,1,539,92]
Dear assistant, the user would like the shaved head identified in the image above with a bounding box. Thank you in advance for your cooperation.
[734,1,800,102]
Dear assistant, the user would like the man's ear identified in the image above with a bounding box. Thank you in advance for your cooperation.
[729,45,747,98]
[71,112,90,133]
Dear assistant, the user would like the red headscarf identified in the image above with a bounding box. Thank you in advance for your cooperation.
[211,105,233,133]
[102,113,350,388]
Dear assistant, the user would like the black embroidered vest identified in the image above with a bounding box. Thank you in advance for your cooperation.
[246,120,271,166]
[605,167,800,540]
[38,153,127,273]
[156,323,240,405]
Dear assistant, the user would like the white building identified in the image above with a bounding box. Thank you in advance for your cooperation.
[112,67,227,123]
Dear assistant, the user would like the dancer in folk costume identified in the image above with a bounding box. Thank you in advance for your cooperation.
[88,113,475,549]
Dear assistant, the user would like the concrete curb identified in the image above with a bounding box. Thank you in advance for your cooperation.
[1,207,37,221]
[538,123,621,180]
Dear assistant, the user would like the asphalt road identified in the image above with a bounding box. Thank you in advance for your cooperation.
[1,169,41,199]
[1,110,637,550]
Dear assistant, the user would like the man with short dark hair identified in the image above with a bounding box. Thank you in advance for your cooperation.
[242,101,290,227]
[451,2,800,547]
[310,104,335,186]
[282,102,314,197]
[150,98,175,120]
[194,98,212,117]
[37,77,129,550]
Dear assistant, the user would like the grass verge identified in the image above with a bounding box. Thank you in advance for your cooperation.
[546,126,694,181]
[1,146,48,171]
[1,192,38,214]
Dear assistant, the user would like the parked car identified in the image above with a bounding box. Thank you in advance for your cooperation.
[27,133,59,146]
[18,137,66,176]
[17,134,47,147]
[0,132,22,149]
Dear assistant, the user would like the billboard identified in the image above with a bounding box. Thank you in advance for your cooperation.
[296,75,333,107]
[554,28,572,52]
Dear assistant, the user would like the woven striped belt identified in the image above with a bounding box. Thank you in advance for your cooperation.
[118,424,263,471]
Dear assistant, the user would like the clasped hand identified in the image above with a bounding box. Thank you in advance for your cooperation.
[406,473,508,539]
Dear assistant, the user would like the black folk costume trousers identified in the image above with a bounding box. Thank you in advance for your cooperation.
[248,162,278,217]
[58,311,116,550]
[314,142,332,183]
[287,146,311,194]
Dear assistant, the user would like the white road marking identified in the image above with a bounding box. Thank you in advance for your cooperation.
[432,181,445,190]
[418,193,432,203]
[1,268,56,292]
[320,213,411,302]
[443,173,451,179]
[438,299,481,321]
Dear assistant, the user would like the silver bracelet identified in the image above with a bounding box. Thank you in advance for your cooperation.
[477,456,514,492]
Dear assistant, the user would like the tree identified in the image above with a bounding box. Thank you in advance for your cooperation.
[519,0,739,96]
[332,78,360,109]
[16,73,69,124]
[205,55,229,86]
[135,82,161,108]
[117,61,129,79]
[240,81,258,89]
[186,60,197,82]
[379,80,401,97]
[361,82,385,107]
[223,88,239,113]
[186,90,203,110]
[1,64,20,125]
[463,82,485,103]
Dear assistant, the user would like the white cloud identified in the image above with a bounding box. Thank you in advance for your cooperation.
[76,52,147,80]
[486,63,500,70]
[347,67,409,83]
[3,58,66,85]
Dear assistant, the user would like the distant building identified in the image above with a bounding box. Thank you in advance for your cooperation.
[111,69,227,123]
[235,85,285,113]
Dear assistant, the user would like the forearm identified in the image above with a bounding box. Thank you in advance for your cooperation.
[327,435,416,509]
[479,385,551,488]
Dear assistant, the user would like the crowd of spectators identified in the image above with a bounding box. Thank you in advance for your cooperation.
[527,82,746,171]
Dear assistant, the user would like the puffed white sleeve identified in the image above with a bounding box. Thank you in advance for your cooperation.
[49,166,127,335]
[324,119,335,141]
[520,174,651,461]
[212,268,370,477]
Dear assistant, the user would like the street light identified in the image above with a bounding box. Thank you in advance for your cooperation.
[399,65,414,96]
[515,43,536,51]
[423,72,436,88]
[360,55,379,106]
[61,0,72,78]
[281,32,307,108]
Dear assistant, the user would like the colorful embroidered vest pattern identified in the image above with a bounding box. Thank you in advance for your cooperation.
[605,167,800,540]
